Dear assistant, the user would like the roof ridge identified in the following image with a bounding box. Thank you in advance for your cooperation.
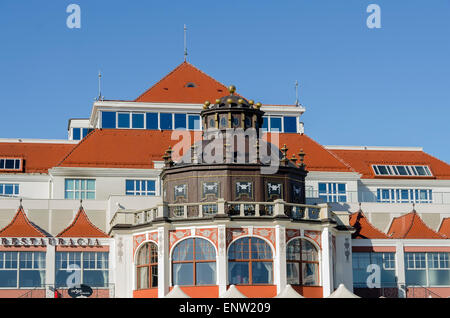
[55,129,98,167]
[134,61,228,102]
[305,135,356,173]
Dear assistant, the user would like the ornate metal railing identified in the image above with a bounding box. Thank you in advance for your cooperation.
[110,199,334,228]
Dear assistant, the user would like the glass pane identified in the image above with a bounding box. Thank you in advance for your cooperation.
[83,270,108,287]
[132,113,145,129]
[19,270,45,287]
[228,262,249,284]
[172,263,193,286]
[65,180,74,191]
[406,270,427,286]
[195,239,216,261]
[86,192,95,200]
[87,180,95,191]
[188,115,200,130]
[146,113,158,130]
[302,263,317,286]
[160,113,173,130]
[147,180,155,193]
[101,111,116,129]
[4,185,13,195]
[428,270,450,286]
[172,239,194,261]
[318,183,326,194]
[287,262,300,285]
[251,238,272,260]
[251,261,273,284]
[126,180,135,193]
[262,117,268,132]
[118,113,130,128]
[174,113,187,130]
[283,116,297,133]
[138,267,149,289]
[228,237,250,260]
[0,271,17,287]
[397,166,408,176]
[72,128,81,140]
[82,128,89,138]
[5,160,15,169]
[196,262,216,285]
[270,117,282,132]
[151,265,158,287]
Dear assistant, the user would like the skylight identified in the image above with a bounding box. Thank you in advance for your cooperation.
[372,165,432,177]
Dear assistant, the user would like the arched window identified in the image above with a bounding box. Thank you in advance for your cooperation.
[228,237,273,285]
[136,242,158,289]
[286,238,319,286]
[172,238,216,286]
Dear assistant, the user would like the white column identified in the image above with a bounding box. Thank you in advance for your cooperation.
[274,225,286,294]
[108,239,115,298]
[334,233,354,291]
[395,241,406,298]
[321,227,333,297]
[217,225,227,295]
[45,245,55,298]
[158,226,170,298]
[113,234,133,298]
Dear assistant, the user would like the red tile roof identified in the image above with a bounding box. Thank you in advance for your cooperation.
[387,211,445,239]
[57,206,109,238]
[0,142,75,174]
[0,205,48,237]
[57,129,202,169]
[438,218,450,238]
[267,133,354,173]
[135,62,230,104]
[328,149,450,180]
[350,210,389,239]
[57,129,354,172]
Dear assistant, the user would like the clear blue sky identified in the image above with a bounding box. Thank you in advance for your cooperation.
[0,1,449,163]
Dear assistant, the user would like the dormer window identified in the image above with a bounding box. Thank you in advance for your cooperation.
[0,158,22,171]
[372,165,433,177]
[185,82,196,88]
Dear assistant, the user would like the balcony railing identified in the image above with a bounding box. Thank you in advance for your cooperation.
[110,199,334,228]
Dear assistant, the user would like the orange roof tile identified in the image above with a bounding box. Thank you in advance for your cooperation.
[387,211,445,239]
[57,206,109,238]
[0,142,75,174]
[135,62,230,104]
[57,129,353,172]
[57,129,202,169]
[438,218,450,238]
[350,210,389,239]
[267,133,354,173]
[328,149,450,180]
[0,205,48,237]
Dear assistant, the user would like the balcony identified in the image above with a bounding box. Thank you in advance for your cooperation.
[109,199,336,228]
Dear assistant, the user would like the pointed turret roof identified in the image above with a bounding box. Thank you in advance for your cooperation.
[0,204,48,237]
[135,62,229,104]
[438,218,450,238]
[164,285,191,298]
[350,210,389,239]
[327,284,360,298]
[219,285,247,298]
[275,285,305,298]
[387,211,445,239]
[57,205,109,238]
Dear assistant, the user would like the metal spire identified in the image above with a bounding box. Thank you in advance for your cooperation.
[184,24,188,62]
[97,70,103,101]
[295,80,299,106]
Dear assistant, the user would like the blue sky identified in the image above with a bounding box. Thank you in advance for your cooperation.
[0,1,449,163]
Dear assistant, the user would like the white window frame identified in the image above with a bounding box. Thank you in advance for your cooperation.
[125,179,157,196]
[64,179,96,200]
[372,165,433,177]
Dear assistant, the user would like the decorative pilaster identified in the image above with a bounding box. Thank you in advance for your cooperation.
[274,225,286,294]
[45,245,55,298]
[158,226,170,298]
[217,225,227,295]
[395,241,406,298]
[321,227,333,297]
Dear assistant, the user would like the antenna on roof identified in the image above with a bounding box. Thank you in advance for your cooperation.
[184,24,188,62]
[97,70,104,101]
[295,80,299,106]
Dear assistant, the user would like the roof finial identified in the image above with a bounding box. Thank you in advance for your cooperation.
[19,197,23,208]
[412,203,416,212]
[184,24,188,62]
[97,70,104,101]
[80,199,83,208]
[358,202,362,211]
